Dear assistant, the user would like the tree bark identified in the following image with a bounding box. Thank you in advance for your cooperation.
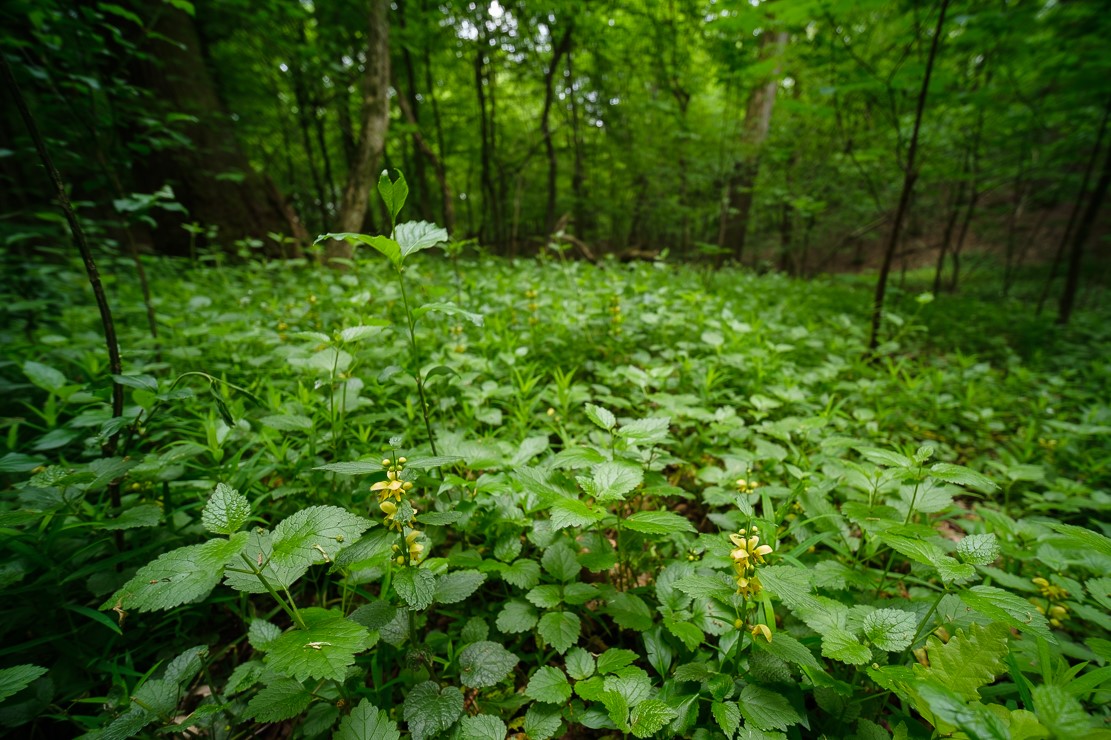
[396,90,455,234]
[127,6,301,256]
[720,30,788,266]
[1058,132,1111,324]
[542,24,574,238]
[868,0,949,352]
[328,0,390,264]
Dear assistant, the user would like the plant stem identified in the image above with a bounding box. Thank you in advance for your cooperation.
[909,590,946,649]
[397,270,439,455]
[239,553,306,629]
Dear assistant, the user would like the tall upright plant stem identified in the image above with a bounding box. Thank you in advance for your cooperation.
[397,272,439,456]
[2,54,126,524]
[868,0,950,352]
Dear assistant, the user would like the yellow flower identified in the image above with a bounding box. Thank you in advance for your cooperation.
[750,623,773,642]
[380,499,399,529]
[729,530,774,570]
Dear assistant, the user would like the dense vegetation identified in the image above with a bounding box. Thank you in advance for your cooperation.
[2,0,1111,738]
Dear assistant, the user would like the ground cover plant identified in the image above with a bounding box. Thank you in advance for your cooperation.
[1,180,1110,739]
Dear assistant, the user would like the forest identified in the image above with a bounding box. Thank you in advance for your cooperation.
[1,0,1109,738]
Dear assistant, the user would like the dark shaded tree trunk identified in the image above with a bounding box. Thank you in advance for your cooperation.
[1037,98,1111,315]
[291,23,329,231]
[397,0,431,220]
[1058,135,1111,324]
[127,6,301,256]
[328,0,390,264]
[542,24,574,238]
[396,90,455,234]
[567,49,589,244]
[719,30,788,266]
[869,0,948,351]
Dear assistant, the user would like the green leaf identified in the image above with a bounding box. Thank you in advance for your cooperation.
[913,622,1010,701]
[526,666,572,704]
[862,608,917,652]
[549,497,605,530]
[394,568,437,611]
[339,324,388,343]
[1047,523,1111,560]
[606,591,654,631]
[913,680,1009,739]
[248,619,282,651]
[458,641,519,689]
[247,677,313,722]
[201,483,251,535]
[603,666,653,706]
[754,632,820,670]
[502,558,541,589]
[929,463,997,492]
[959,585,1055,642]
[630,699,678,738]
[737,684,801,732]
[314,461,384,475]
[435,570,486,604]
[585,403,617,430]
[601,690,631,731]
[395,220,449,258]
[335,698,401,740]
[458,714,508,740]
[822,629,871,665]
[1031,684,1094,737]
[318,232,402,269]
[956,534,1000,565]
[496,599,538,634]
[112,373,158,393]
[674,574,735,601]
[23,361,66,393]
[565,647,596,680]
[538,611,581,654]
[523,703,563,740]
[542,543,582,582]
[596,648,639,675]
[583,462,643,502]
[271,506,372,577]
[665,618,704,651]
[623,510,697,535]
[879,533,975,583]
[616,417,670,445]
[526,585,563,608]
[266,608,370,682]
[96,503,162,530]
[0,665,47,703]
[858,447,914,469]
[712,700,741,739]
[103,533,248,612]
[412,301,484,327]
[403,682,463,740]
[378,169,409,224]
[259,414,313,431]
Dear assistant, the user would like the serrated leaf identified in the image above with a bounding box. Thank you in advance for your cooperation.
[259,414,313,431]
[248,619,282,651]
[403,682,463,740]
[959,585,1055,642]
[458,714,508,740]
[879,533,975,583]
[712,700,741,739]
[523,703,563,740]
[584,462,643,502]
[271,506,371,575]
[335,697,401,740]
[246,677,313,722]
[538,611,581,653]
[501,559,541,589]
[396,220,448,258]
[266,608,369,682]
[1047,523,1111,560]
[754,631,820,669]
[616,417,670,445]
[606,591,654,631]
[822,629,871,665]
[623,510,696,535]
[496,599,538,634]
[566,647,596,680]
[858,447,914,469]
[202,483,251,535]
[412,301,483,326]
[339,325,388,343]
[956,534,1000,565]
[604,667,653,707]
[929,463,997,492]
[630,699,678,738]
[378,169,408,222]
[585,403,616,430]
[103,533,248,612]
[458,641,519,689]
[737,684,801,732]
[96,503,162,531]
[1031,684,1094,736]
[526,666,572,704]
[394,568,437,611]
[913,680,1009,739]
[596,648,639,675]
[913,622,1010,701]
[526,585,563,608]
[542,543,582,582]
[863,609,917,652]
[0,665,47,703]
[314,461,384,475]
[674,574,735,601]
[549,497,605,530]
[435,570,486,604]
[665,618,704,651]
[318,232,401,269]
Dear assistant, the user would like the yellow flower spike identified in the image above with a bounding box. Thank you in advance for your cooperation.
[406,531,421,544]
[380,500,397,515]
[750,624,773,642]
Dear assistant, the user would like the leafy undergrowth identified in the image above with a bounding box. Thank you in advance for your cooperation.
[1,236,1109,738]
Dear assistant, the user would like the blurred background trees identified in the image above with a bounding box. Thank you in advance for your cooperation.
[2,0,1109,296]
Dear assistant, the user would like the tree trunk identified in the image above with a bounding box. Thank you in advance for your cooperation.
[720,30,788,266]
[328,0,390,264]
[127,6,301,256]
[542,24,574,238]
[1058,134,1111,324]
[868,0,949,352]
[396,90,455,234]
[1037,98,1111,315]
[567,49,589,244]
[397,0,431,220]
